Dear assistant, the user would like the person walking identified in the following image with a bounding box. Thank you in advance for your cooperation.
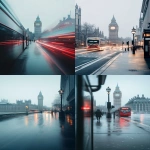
[95,109,102,121]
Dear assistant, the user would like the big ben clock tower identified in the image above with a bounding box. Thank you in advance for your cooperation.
[109,15,119,43]
[38,91,43,112]
[113,84,122,109]
[34,16,42,39]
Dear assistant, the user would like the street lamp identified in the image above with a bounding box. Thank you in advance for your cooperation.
[106,87,111,118]
[25,105,28,115]
[135,36,137,46]
[58,88,64,118]
[131,27,136,54]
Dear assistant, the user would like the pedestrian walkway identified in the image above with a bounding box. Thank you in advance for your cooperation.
[10,42,62,75]
[94,115,150,150]
[100,48,150,75]
[0,112,75,150]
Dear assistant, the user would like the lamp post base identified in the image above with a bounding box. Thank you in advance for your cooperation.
[107,112,111,118]
[59,111,65,118]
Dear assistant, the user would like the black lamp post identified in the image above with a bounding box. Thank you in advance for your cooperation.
[106,87,111,118]
[25,105,28,115]
[58,89,64,118]
[131,27,136,54]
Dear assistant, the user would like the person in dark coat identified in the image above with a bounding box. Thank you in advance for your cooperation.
[95,109,102,121]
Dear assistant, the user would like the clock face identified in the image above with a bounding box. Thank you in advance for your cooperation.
[115,93,120,97]
[110,26,115,30]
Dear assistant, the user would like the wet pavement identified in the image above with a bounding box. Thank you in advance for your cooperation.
[8,42,74,75]
[99,48,150,75]
[94,114,150,150]
[75,46,122,74]
[0,112,75,150]
[75,47,150,75]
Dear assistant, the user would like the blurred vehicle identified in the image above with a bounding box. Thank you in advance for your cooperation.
[76,75,106,150]
[81,99,91,117]
[86,37,102,50]
[38,15,75,59]
[0,0,27,74]
[115,107,131,117]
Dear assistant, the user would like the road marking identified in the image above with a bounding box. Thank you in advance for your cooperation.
[76,49,102,55]
[75,52,118,72]
[92,53,121,75]
[122,117,150,128]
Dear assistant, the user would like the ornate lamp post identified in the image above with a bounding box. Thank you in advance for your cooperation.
[58,88,64,118]
[131,27,136,54]
[106,87,111,118]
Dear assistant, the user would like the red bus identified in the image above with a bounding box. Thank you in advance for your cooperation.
[116,107,131,117]
[81,99,91,117]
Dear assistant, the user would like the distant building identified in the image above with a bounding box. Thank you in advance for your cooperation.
[113,84,122,109]
[125,94,150,113]
[109,15,119,44]
[26,28,34,41]
[0,99,38,112]
[34,16,42,39]
[0,99,8,104]
[38,91,43,112]
[141,0,150,30]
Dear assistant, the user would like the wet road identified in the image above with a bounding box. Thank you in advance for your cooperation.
[0,112,75,150]
[3,42,74,75]
[94,114,150,150]
[75,46,123,75]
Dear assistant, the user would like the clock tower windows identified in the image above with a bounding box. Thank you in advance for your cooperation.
[113,84,122,109]
[109,15,119,43]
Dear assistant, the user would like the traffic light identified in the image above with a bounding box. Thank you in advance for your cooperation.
[126,41,129,45]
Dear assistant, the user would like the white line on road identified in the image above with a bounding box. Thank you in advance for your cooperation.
[122,117,150,128]
[75,52,118,72]
[92,53,121,75]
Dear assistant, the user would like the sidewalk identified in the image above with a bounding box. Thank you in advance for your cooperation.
[10,42,61,75]
[100,49,150,75]
[94,115,150,150]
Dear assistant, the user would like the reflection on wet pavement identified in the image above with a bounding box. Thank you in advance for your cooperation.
[0,112,75,150]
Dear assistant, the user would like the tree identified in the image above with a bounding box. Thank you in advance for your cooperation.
[82,22,95,34]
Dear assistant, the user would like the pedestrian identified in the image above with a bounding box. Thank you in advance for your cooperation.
[95,109,102,121]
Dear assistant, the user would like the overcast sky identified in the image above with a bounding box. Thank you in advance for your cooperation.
[89,75,150,106]
[6,0,74,32]
[0,76,60,107]
[76,0,143,38]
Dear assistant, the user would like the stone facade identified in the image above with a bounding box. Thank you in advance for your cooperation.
[75,4,81,46]
[38,91,43,112]
[0,100,38,112]
[113,84,122,109]
[34,16,42,39]
[125,94,150,113]
[109,15,119,44]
